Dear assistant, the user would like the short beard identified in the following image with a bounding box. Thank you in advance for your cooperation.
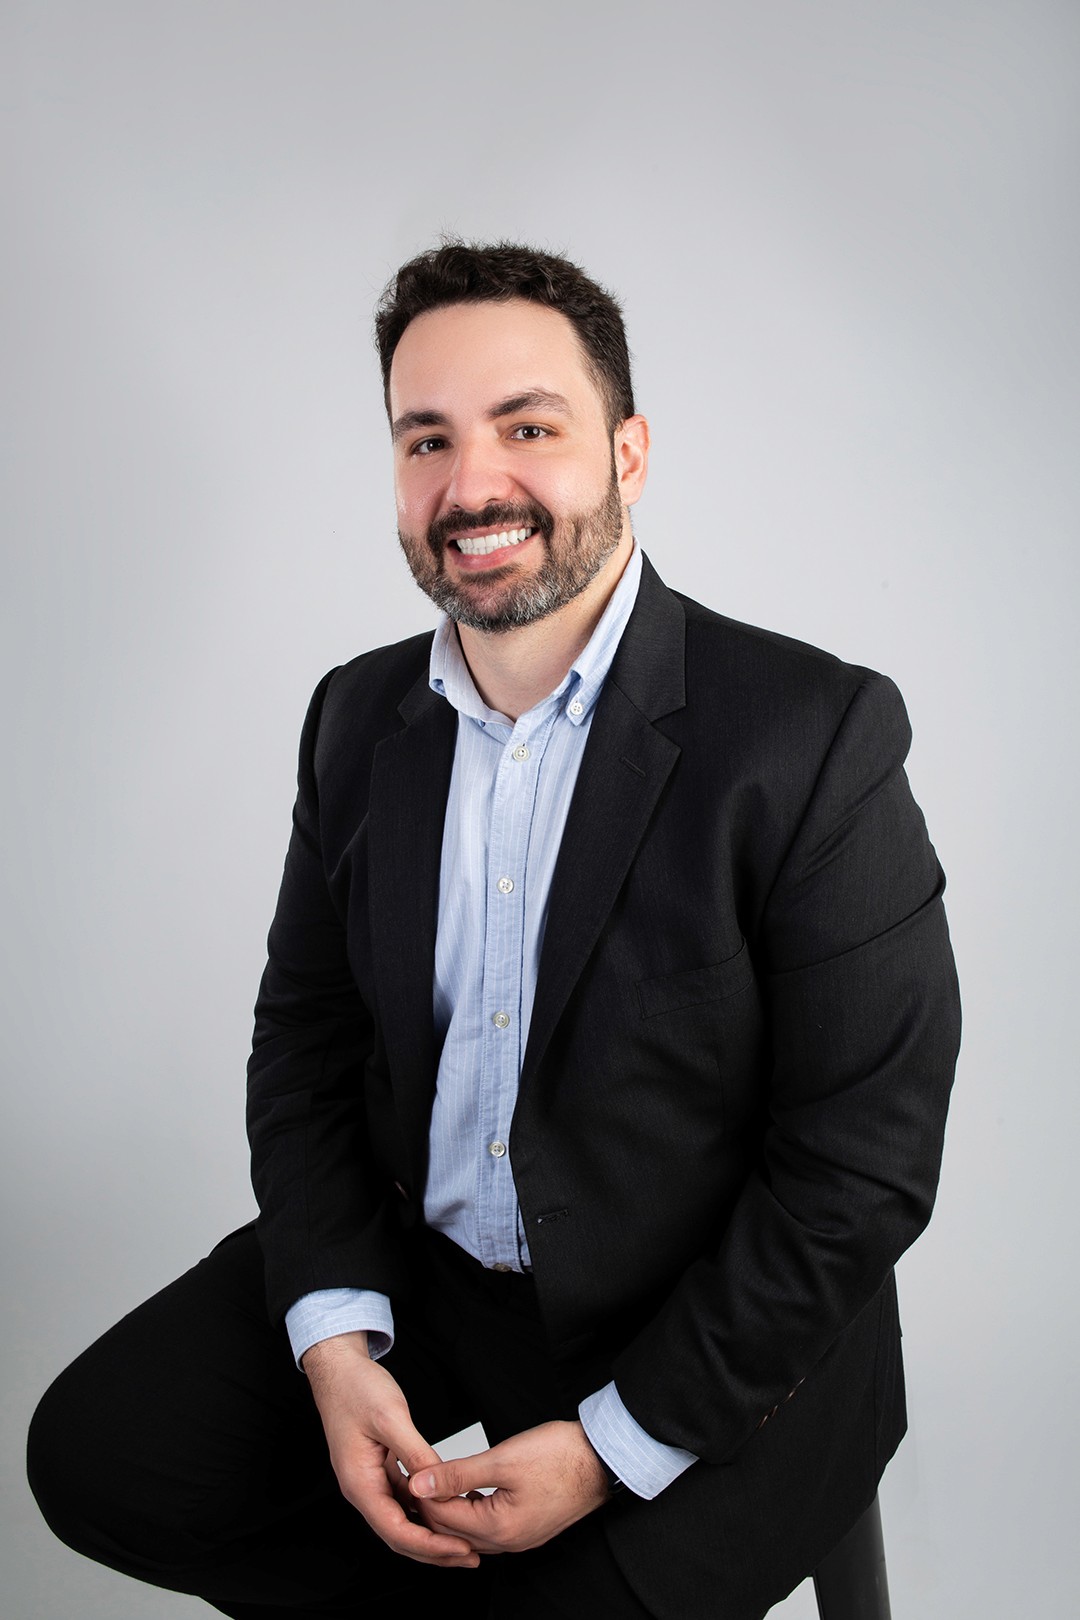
[398,473,625,635]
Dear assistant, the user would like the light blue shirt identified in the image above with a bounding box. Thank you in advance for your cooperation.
[286,543,696,1498]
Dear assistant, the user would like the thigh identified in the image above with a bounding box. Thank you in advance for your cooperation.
[28,1223,474,1610]
[485,1515,657,1620]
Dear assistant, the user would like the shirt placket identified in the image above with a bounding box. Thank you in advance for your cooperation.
[474,705,555,1271]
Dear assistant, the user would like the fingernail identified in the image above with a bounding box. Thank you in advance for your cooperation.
[411,1471,437,1497]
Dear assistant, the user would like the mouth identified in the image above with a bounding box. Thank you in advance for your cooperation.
[448,525,537,558]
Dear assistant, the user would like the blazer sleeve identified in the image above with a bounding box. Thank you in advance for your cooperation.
[246,673,405,1325]
[611,671,961,1462]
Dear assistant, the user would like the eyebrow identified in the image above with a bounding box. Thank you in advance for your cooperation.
[391,389,573,444]
[391,408,447,443]
[489,390,573,420]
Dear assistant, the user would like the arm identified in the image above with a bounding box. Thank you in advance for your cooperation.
[610,672,961,1460]
[246,673,408,1324]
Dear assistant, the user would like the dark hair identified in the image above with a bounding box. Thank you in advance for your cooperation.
[374,239,635,431]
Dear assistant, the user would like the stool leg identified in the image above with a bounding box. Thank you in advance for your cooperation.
[812,1494,891,1620]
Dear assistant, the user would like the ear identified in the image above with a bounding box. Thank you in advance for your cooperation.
[613,415,650,506]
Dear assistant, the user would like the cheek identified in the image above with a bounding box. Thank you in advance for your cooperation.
[542,462,610,514]
[394,471,434,531]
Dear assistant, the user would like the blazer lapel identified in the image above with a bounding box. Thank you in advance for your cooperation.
[367,672,457,1165]
[521,557,687,1091]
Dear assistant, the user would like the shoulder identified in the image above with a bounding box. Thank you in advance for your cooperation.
[676,585,868,686]
[313,629,434,729]
[291,630,437,787]
[664,580,911,768]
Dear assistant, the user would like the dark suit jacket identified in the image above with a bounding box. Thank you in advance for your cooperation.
[247,555,960,1618]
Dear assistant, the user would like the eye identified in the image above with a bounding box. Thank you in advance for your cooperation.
[510,424,549,441]
[410,436,447,456]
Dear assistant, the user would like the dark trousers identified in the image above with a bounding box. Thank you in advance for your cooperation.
[27,1224,655,1618]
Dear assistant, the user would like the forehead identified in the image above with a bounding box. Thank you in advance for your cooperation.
[388,298,603,418]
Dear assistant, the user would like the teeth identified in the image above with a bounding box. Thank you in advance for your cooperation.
[454,526,534,556]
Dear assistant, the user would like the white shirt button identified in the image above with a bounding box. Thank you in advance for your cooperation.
[497,876,515,895]
[512,743,530,761]
[492,1011,511,1029]
[488,1140,507,1158]
[568,698,584,717]
[490,1262,512,1272]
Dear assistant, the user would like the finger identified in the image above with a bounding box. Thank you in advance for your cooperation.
[409,1450,500,1502]
[420,1494,511,1556]
[360,1487,481,1566]
[383,1453,417,1519]
[337,1450,479,1565]
[372,1411,445,1484]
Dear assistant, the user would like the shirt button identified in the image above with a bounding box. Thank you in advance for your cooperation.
[497,876,515,895]
[568,698,584,717]
[490,1262,512,1273]
[488,1140,507,1158]
[512,744,530,762]
[492,1011,511,1029]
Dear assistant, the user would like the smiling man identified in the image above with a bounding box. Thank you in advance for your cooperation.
[390,299,635,643]
[29,242,961,1620]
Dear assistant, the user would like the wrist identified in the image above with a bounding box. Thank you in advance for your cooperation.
[578,1425,624,1499]
[300,1329,370,1380]
[593,1451,625,1497]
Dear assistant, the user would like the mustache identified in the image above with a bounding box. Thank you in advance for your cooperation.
[427,502,554,552]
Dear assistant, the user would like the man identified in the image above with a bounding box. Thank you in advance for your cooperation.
[29,242,961,1619]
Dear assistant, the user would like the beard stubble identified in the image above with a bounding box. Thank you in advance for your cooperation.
[398,471,625,634]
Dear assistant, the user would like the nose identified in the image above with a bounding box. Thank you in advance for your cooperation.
[444,436,516,515]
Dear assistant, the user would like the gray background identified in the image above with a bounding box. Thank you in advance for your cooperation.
[3,2,1077,1615]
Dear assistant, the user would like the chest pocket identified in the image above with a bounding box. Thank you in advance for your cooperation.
[637,941,754,1019]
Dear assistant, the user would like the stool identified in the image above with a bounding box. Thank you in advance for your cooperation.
[811,1494,891,1620]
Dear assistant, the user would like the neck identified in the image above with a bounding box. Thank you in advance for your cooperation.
[457,529,633,722]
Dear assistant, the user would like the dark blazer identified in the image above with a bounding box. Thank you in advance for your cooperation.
[247,555,960,1619]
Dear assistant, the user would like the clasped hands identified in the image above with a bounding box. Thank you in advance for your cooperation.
[302,1330,611,1570]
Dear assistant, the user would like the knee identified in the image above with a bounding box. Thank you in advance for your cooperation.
[26,1363,99,1555]
[28,1342,166,1568]
[28,1353,201,1577]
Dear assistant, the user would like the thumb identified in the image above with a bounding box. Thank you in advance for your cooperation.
[409,1449,496,1502]
[376,1411,442,1481]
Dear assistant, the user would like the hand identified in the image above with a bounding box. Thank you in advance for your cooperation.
[302,1332,480,1568]
[408,1420,610,1554]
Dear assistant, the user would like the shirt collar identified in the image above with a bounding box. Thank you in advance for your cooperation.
[429,540,643,729]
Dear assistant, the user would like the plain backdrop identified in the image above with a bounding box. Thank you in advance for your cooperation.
[3,3,1078,1615]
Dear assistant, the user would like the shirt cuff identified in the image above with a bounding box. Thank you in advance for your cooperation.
[579,1381,697,1500]
[284,1289,395,1368]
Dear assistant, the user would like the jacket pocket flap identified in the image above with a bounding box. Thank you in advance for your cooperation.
[637,943,753,1018]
